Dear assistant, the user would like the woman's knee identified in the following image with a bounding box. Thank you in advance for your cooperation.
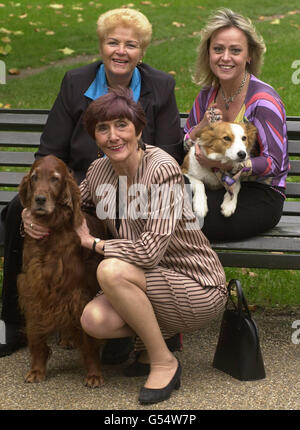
[96,258,127,290]
[80,300,106,338]
[80,294,126,339]
[97,258,146,293]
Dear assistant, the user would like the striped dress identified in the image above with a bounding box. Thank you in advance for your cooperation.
[80,145,227,344]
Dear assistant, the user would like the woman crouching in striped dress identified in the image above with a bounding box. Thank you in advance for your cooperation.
[76,87,227,405]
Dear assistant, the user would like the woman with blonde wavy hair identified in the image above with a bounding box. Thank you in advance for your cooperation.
[184,8,289,242]
[193,8,266,88]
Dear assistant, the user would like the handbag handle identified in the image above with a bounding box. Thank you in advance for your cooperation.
[227,279,252,321]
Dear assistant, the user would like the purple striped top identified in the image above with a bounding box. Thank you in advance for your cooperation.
[184,75,289,189]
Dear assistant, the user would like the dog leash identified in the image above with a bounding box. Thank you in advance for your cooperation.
[213,163,252,197]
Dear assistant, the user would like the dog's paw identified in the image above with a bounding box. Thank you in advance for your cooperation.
[84,373,105,388]
[25,369,46,383]
[220,199,236,217]
[193,199,208,219]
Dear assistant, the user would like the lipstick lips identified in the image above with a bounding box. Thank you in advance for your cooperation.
[109,144,125,151]
[219,65,234,70]
[112,58,128,64]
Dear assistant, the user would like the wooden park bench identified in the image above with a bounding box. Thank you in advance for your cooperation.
[1,109,300,270]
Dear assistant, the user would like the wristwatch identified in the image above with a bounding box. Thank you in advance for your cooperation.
[92,238,101,253]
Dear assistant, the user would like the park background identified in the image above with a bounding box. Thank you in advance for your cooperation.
[0,0,300,307]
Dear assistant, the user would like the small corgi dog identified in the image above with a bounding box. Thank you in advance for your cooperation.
[182,121,257,218]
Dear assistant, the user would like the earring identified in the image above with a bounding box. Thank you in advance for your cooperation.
[137,139,146,150]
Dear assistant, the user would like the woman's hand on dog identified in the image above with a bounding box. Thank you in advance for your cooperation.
[195,145,233,171]
[22,208,50,239]
[76,218,94,250]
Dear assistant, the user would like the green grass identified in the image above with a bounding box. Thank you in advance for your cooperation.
[0,259,299,307]
[1,0,300,113]
[1,0,300,307]
[224,267,300,306]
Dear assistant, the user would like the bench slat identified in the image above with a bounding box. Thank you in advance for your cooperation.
[217,251,300,270]
[213,235,300,252]
[283,201,300,216]
[2,110,299,134]
[280,215,300,223]
[1,182,298,200]
[179,114,300,135]
[0,190,18,205]
[0,112,47,131]
[288,140,300,156]
[0,183,299,205]
[285,182,300,198]
[264,222,300,237]
[0,194,298,220]
[0,151,35,167]
[289,159,300,175]
[0,171,26,186]
[0,131,41,147]
[286,117,300,136]
[0,112,48,124]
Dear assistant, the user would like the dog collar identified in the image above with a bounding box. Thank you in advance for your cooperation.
[213,164,252,197]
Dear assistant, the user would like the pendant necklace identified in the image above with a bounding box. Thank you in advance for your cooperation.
[221,71,248,110]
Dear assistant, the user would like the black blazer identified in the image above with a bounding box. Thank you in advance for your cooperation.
[36,61,184,183]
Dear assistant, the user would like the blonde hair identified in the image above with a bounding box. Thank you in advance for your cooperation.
[97,8,152,55]
[194,8,266,87]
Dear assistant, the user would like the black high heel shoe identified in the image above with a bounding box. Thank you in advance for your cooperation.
[138,359,182,405]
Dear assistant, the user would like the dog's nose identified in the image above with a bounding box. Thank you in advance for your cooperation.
[35,195,46,205]
[237,151,246,160]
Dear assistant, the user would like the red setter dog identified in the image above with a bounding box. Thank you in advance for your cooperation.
[17,155,104,387]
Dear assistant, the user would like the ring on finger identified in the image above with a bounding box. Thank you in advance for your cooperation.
[210,113,217,123]
[30,223,34,229]
[208,107,218,123]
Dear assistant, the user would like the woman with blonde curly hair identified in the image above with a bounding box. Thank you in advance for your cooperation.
[96,8,153,55]
[184,8,289,242]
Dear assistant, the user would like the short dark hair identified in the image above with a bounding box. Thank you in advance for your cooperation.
[83,87,147,138]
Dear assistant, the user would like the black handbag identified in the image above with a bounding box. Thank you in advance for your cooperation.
[213,279,266,381]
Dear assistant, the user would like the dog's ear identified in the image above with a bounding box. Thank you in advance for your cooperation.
[195,124,218,149]
[61,170,84,228]
[19,172,31,208]
[245,122,257,149]
[193,124,214,140]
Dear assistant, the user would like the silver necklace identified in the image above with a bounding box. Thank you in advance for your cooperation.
[221,72,248,110]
